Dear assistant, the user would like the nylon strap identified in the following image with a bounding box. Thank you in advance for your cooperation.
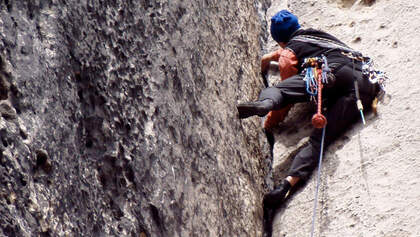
[291,35,362,56]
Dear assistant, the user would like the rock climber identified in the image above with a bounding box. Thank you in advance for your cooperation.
[236,10,380,235]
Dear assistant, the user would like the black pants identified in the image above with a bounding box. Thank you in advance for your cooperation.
[259,64,377,180]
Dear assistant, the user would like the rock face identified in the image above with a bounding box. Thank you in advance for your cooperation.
[0,1,271,236]
[265,0,420,236]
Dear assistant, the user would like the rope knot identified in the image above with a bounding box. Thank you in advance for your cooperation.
[311,113,327,128]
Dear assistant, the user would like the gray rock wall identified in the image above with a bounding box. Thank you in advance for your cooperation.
[0,1,271,236]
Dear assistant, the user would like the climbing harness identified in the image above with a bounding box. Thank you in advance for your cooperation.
[291,34,389,92]
[302,55,330,128]
[310,126,326,237]
[292,34,389,116]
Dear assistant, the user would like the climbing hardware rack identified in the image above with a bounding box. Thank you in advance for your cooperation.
[302,55,330,128]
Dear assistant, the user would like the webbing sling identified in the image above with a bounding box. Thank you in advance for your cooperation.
[290,34,362,57]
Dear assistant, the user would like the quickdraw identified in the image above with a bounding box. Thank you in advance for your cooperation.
[342,51,389,96]
[363,58,390,115]
[302,55,330,128]
[362,57,389,96]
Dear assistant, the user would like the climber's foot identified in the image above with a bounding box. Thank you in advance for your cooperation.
[263,180,291,210]
[237,99,274,119]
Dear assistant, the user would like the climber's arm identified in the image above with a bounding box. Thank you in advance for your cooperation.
[261,47,299,80]
[263,48,299,130]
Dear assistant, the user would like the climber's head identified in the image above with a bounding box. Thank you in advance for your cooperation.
[270,10,301,44]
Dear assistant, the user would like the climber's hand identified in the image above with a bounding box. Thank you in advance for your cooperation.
[261,52,276,74]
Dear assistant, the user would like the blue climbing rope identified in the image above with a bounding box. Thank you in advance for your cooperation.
[310,126,326,237]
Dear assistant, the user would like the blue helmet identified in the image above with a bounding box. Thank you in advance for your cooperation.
[270,10,301,43]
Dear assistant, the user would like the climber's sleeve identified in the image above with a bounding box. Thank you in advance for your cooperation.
[271,48,282,61]
[278,48,298,80]
[263,48,299,130]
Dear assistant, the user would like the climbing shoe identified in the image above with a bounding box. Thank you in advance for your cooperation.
[237,99,274,119]
[263,179,291,209]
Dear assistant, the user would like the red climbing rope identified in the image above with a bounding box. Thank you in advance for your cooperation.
[303,56,329,128]
[311,67,327,128]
